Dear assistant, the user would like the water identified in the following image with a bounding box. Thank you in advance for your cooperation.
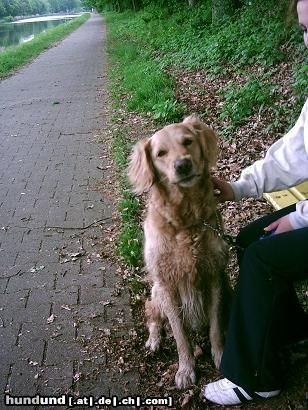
[0,15,81,52]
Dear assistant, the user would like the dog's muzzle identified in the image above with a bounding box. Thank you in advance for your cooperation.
[174,158,193,177]
[174,158,200,185]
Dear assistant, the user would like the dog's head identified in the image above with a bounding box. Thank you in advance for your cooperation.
[128,115,218,194]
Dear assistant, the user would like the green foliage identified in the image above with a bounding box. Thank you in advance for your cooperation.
[123,59,174,114]
[107,11,183,123]
[152,99,185,122]
[112,127,132,170]
[85,0,201,13]
[0,0,82,18]
[119,196,140,223]
[105,0,306,130]
[220,78,275,126]
[2,15,14,22]
[48,0,82,13]
[110,1,298,72]
[118,219,143,267]
[0,0,47,18]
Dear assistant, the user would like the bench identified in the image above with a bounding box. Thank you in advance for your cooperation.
[263,181,308,210]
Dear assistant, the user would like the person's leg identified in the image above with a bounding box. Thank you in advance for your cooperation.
[204,209,308,405]
[235,204,308,345]
[223,226,308,387]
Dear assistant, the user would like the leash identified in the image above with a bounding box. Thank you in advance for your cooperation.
[202,213,241,250]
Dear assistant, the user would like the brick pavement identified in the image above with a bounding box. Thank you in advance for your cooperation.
[0,15,137,409]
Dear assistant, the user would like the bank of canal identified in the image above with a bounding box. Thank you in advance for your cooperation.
[0,14,82,52]
[0,13,90,79]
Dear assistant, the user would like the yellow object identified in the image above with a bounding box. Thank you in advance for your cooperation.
[263,181,308,210]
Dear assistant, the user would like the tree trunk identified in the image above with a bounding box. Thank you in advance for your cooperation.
[212,0,236,21]
[188,0,195,7]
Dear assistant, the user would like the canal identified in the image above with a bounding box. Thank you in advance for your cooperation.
[0,15,81,52]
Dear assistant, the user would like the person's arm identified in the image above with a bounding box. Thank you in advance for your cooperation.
[230,99,308,201]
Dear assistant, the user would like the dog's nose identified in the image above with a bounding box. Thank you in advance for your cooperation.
[175,158,192,176]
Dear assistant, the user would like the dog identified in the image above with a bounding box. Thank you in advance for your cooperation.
[128,115,231,389]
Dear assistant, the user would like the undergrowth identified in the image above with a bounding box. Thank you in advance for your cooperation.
[219,78,275,127]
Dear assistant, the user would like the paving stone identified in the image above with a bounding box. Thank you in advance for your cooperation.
[5,361,39,396]
[0,323,21,358]
[0,278,8,293]
[6,270,56,293]
[38,363,74,396]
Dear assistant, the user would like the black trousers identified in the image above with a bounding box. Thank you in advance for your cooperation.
[220,203,308,392]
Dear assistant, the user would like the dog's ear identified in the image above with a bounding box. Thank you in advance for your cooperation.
[183,115,218,167]
[128,138,155,194]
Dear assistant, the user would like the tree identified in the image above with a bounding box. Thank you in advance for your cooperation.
[0,2,5,17]
[0,0,81,17]
[212,0,242,21]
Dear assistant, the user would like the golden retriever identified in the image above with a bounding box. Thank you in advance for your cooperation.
[128,115,231,389]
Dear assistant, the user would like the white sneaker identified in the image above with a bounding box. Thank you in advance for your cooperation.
[203,378,280,405]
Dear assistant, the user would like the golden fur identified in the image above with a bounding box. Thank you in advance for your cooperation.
[128,115,231,389]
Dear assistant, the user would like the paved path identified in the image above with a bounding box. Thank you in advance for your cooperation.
[0,15,137,408]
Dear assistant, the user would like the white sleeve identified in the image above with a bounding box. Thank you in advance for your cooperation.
[230,99,308,201]
[289,200,308,229]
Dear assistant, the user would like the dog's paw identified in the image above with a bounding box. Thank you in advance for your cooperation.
[211,346,223,369]
[175,365,196,389]
[145,335,161,352]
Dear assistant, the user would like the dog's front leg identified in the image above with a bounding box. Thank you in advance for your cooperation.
[208,286,225,368]
[159,289,196,389]
[145,283,166,351]
[145,300,162,352]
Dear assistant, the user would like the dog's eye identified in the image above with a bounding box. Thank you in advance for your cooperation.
[157,150,167,158]
[183,139,193,147]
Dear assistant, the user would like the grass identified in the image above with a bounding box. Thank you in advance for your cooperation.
[105,0,307,266]
[111,125,144,267]
[106,12,184,123]
[0,13,90,79]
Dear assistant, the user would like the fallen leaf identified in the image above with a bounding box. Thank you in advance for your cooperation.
[61,304,71,311]
[30,265,45,273]
[47,314,55,324]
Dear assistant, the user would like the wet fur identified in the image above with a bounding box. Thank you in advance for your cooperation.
[128,115,231,389]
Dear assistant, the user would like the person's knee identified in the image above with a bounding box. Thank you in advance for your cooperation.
[240,243,271,281]
[236,229,248,256]
[236,224,260,251]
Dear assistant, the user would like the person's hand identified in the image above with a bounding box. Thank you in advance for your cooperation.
[264,214,294,235]
[212,177,235,202]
